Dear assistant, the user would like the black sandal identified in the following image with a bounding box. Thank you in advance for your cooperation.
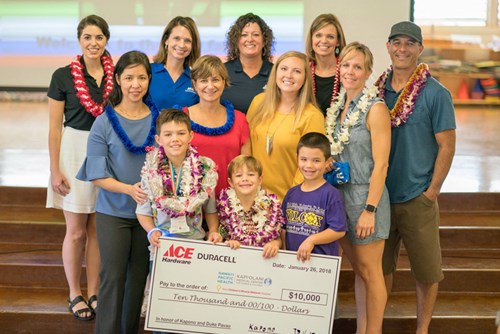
[68,295,95,321]
[87,295,98,314]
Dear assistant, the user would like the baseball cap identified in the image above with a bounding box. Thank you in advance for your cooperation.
[388,21,423,44]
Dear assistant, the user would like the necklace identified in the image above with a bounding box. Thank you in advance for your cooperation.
[217,188,283,247]
[116,105,149,119]
[70,55,114,117]
[105,96,159,154]
[265,111,291,155]
[187,100,235,136]
[375,63,430,128]
[325,85,379,155]
[141,145,217,219]
[310,60,340,108]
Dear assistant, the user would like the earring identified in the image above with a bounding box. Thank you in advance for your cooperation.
[335,46,339,55]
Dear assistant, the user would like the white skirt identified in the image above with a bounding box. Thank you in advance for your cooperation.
[46,127,97,213]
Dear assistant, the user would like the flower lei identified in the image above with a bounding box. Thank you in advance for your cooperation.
[217,188,283,247]
[70,55,114,117]
[325,85,379,155]
[375,63,430,128]
[310,60,340,107]
[185,99,235,136]
[141,145,218,219]
[105,96,159,154]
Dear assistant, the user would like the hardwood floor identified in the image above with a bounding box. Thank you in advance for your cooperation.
[1,100,499,191]
[0,98,499,333]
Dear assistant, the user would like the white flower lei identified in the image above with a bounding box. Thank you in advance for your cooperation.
[325,85,379,155]
[140,145,218,217]
[217,188,283,247]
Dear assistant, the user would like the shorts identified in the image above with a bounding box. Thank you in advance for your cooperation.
[382,193,444,284]
[340,183,390,245]
[46,127,97,213]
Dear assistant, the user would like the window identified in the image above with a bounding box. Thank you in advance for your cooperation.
[498,1,500,24]
[414,0,488,26]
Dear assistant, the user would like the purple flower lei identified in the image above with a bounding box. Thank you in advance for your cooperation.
[141,145,216,219]
[216,188,284,247]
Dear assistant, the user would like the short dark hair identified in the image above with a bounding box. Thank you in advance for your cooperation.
[297,132,331,159]
[156,108,191,134]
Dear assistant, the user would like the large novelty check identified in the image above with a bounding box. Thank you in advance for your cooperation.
[145,237,341,334]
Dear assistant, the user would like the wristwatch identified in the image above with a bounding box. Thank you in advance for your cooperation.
[364,204,377,213]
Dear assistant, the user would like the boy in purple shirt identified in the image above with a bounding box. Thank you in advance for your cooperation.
[282,132,347,260]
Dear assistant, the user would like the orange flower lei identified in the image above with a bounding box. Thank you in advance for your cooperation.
[375,63,430,127]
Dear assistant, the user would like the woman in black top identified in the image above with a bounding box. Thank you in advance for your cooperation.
[221,13,275,114]
[46,14,113,321]
[305,13,347,116]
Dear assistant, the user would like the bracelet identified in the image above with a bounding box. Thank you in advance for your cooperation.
[147,228,162,242]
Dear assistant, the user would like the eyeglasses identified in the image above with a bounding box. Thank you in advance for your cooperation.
[389,39,420,49]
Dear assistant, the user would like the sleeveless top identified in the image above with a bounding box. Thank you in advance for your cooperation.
[334,94,381,185]
[333,92,390,233]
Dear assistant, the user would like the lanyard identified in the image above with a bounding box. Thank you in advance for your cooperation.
[169,162,182,196]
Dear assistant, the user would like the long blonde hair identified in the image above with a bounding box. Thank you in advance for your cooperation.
[247,51,316,128]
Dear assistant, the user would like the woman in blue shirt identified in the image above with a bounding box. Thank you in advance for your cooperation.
[77,50,159,334]
[221,13,275,114]
[149,16,200,110]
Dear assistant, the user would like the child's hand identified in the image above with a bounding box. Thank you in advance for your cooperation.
[324,156,336,173]
[207,231,222,244]
[149,230,162,248]
[262,239,280,258]
[297,239,314,262]
[226,240,241,249]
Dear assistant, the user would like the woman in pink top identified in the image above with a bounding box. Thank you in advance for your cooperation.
[182,55,251,195]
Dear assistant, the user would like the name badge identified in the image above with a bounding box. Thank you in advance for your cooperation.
[170,215,190,234]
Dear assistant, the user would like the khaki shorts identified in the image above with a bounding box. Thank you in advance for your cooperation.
[382,193,444,284]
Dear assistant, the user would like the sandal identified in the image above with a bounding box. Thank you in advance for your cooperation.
[68,295,95,321]
[87,295,98,314]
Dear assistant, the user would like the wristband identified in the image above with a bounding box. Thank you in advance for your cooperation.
[147,227,162,242]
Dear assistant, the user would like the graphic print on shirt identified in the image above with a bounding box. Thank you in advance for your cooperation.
[285,202,325,237]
